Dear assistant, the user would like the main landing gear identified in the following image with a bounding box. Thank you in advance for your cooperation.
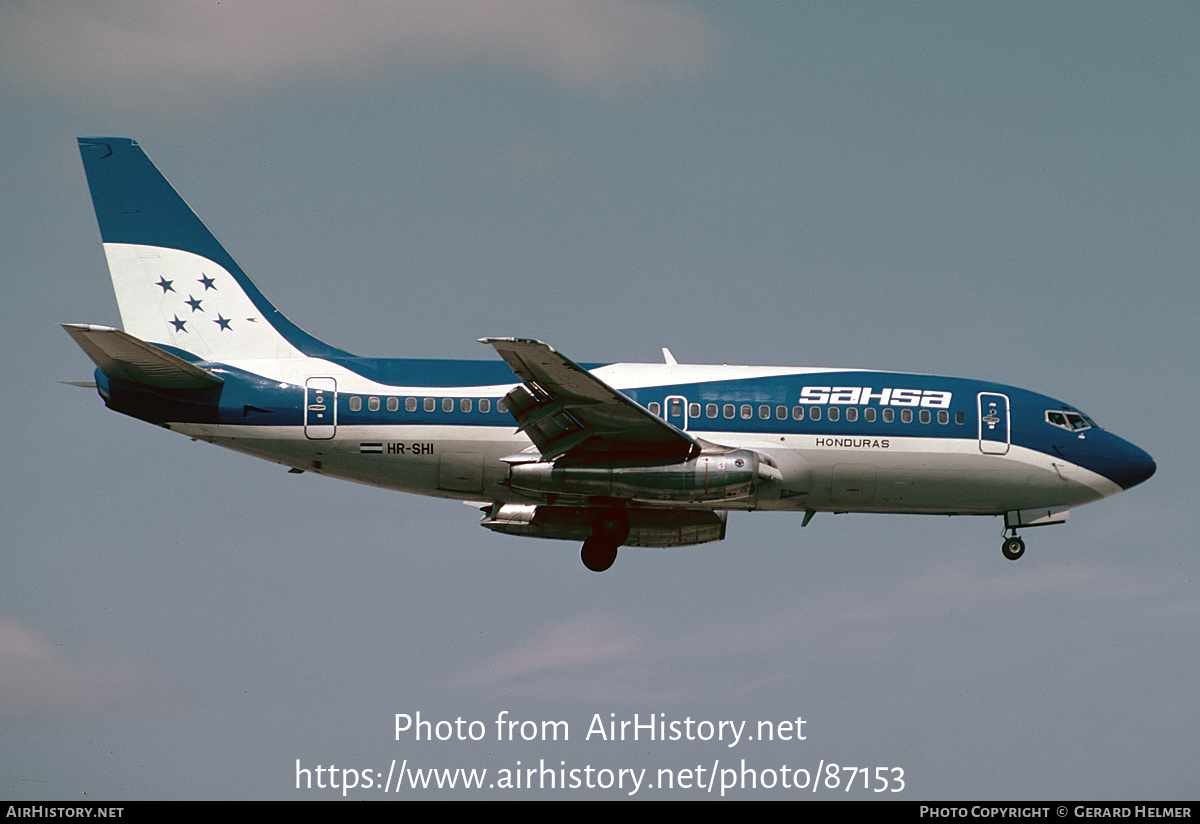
[580,511,630,572]
[1001,532,1026,561]
[581,536,619,572]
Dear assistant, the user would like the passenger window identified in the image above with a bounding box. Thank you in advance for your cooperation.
[405,397,417,412]
[938,410,948,424]
[792,406,804,420]
[919,409,930,424]
[809,407,821,421]
[864,407,876,422]
[741,405,752,419]
[497,399,508,413]
[387,397,399,412]
[706,403,718,418]
[883,408,894,423]
[845,407,858,422]
[349,396,362,412]
[828,407,840,422]
[759,405,770,420]
[723,404,735,419]
[368,396,380,412]
[442,398,453,413]
[689,403,701,418]
[901,409,913,423]
[955,411,964,425]
[776,405,788,420]
[480,398,491,413]
[648,402,661,416]
[424,398,435,412]
[461,398,472,413]
[670,400,683,417]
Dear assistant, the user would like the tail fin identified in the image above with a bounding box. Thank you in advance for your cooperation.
[77,138,349,361]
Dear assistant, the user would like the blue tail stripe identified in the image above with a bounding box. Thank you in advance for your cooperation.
[77,137,352,360]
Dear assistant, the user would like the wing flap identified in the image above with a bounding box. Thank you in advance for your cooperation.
[482,337,698,463]
[61,324,224,389]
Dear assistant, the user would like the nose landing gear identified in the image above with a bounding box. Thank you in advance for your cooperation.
[1001,532,1025,561]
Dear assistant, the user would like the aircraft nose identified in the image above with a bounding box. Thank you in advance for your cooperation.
[1105,438,1156,490]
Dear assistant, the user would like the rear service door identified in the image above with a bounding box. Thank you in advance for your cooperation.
[305,377,337,440]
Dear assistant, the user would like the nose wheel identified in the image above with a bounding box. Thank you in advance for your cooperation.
[1001,533,1025,561]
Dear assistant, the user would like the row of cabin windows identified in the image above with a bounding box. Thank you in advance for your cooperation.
[347,396,508,414]
[346,393,966,426]
[646,401,965,426]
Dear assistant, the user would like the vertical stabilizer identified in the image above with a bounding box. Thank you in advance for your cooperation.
[77,138,348,361]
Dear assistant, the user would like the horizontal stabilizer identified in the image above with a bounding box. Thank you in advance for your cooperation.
[61,324,224,389]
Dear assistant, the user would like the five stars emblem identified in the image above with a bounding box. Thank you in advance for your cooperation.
[156,273,238,335]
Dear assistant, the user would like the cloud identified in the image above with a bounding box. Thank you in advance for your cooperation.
[448,561,1168,703]
[0,0,719,109]
[462,614,641,681]
[453,614,707,703]
[454,614,649,703]
[0,619,152,719]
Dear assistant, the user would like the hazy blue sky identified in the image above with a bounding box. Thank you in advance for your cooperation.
[2,1,1196,799]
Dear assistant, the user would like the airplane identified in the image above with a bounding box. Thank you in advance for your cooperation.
[64,137,1156,571]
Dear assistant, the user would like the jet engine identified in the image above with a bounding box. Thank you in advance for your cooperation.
[481,504,727,548]
[504,448,777,504]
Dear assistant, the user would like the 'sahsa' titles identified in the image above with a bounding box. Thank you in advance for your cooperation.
[799,386,952,409]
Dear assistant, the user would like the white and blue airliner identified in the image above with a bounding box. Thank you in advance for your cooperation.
[65,138,1155,571]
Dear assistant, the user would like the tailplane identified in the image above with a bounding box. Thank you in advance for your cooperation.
[77,138,347,362]
[61,323,224,389]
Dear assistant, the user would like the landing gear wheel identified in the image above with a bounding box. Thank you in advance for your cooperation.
[581,537,619,572]
[1002,535,1025,561]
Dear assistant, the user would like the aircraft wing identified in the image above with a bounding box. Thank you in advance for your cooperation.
[481,337,700,464]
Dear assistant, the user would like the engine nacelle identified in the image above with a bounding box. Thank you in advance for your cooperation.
[507,449,766,504]
[481,504,727,548]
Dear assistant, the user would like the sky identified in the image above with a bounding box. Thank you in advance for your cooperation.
[2,0,1197,800]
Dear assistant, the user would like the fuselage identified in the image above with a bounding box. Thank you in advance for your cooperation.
[95,350,1155,518]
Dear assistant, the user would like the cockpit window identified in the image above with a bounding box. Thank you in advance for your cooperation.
[1045,409,1096,432]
